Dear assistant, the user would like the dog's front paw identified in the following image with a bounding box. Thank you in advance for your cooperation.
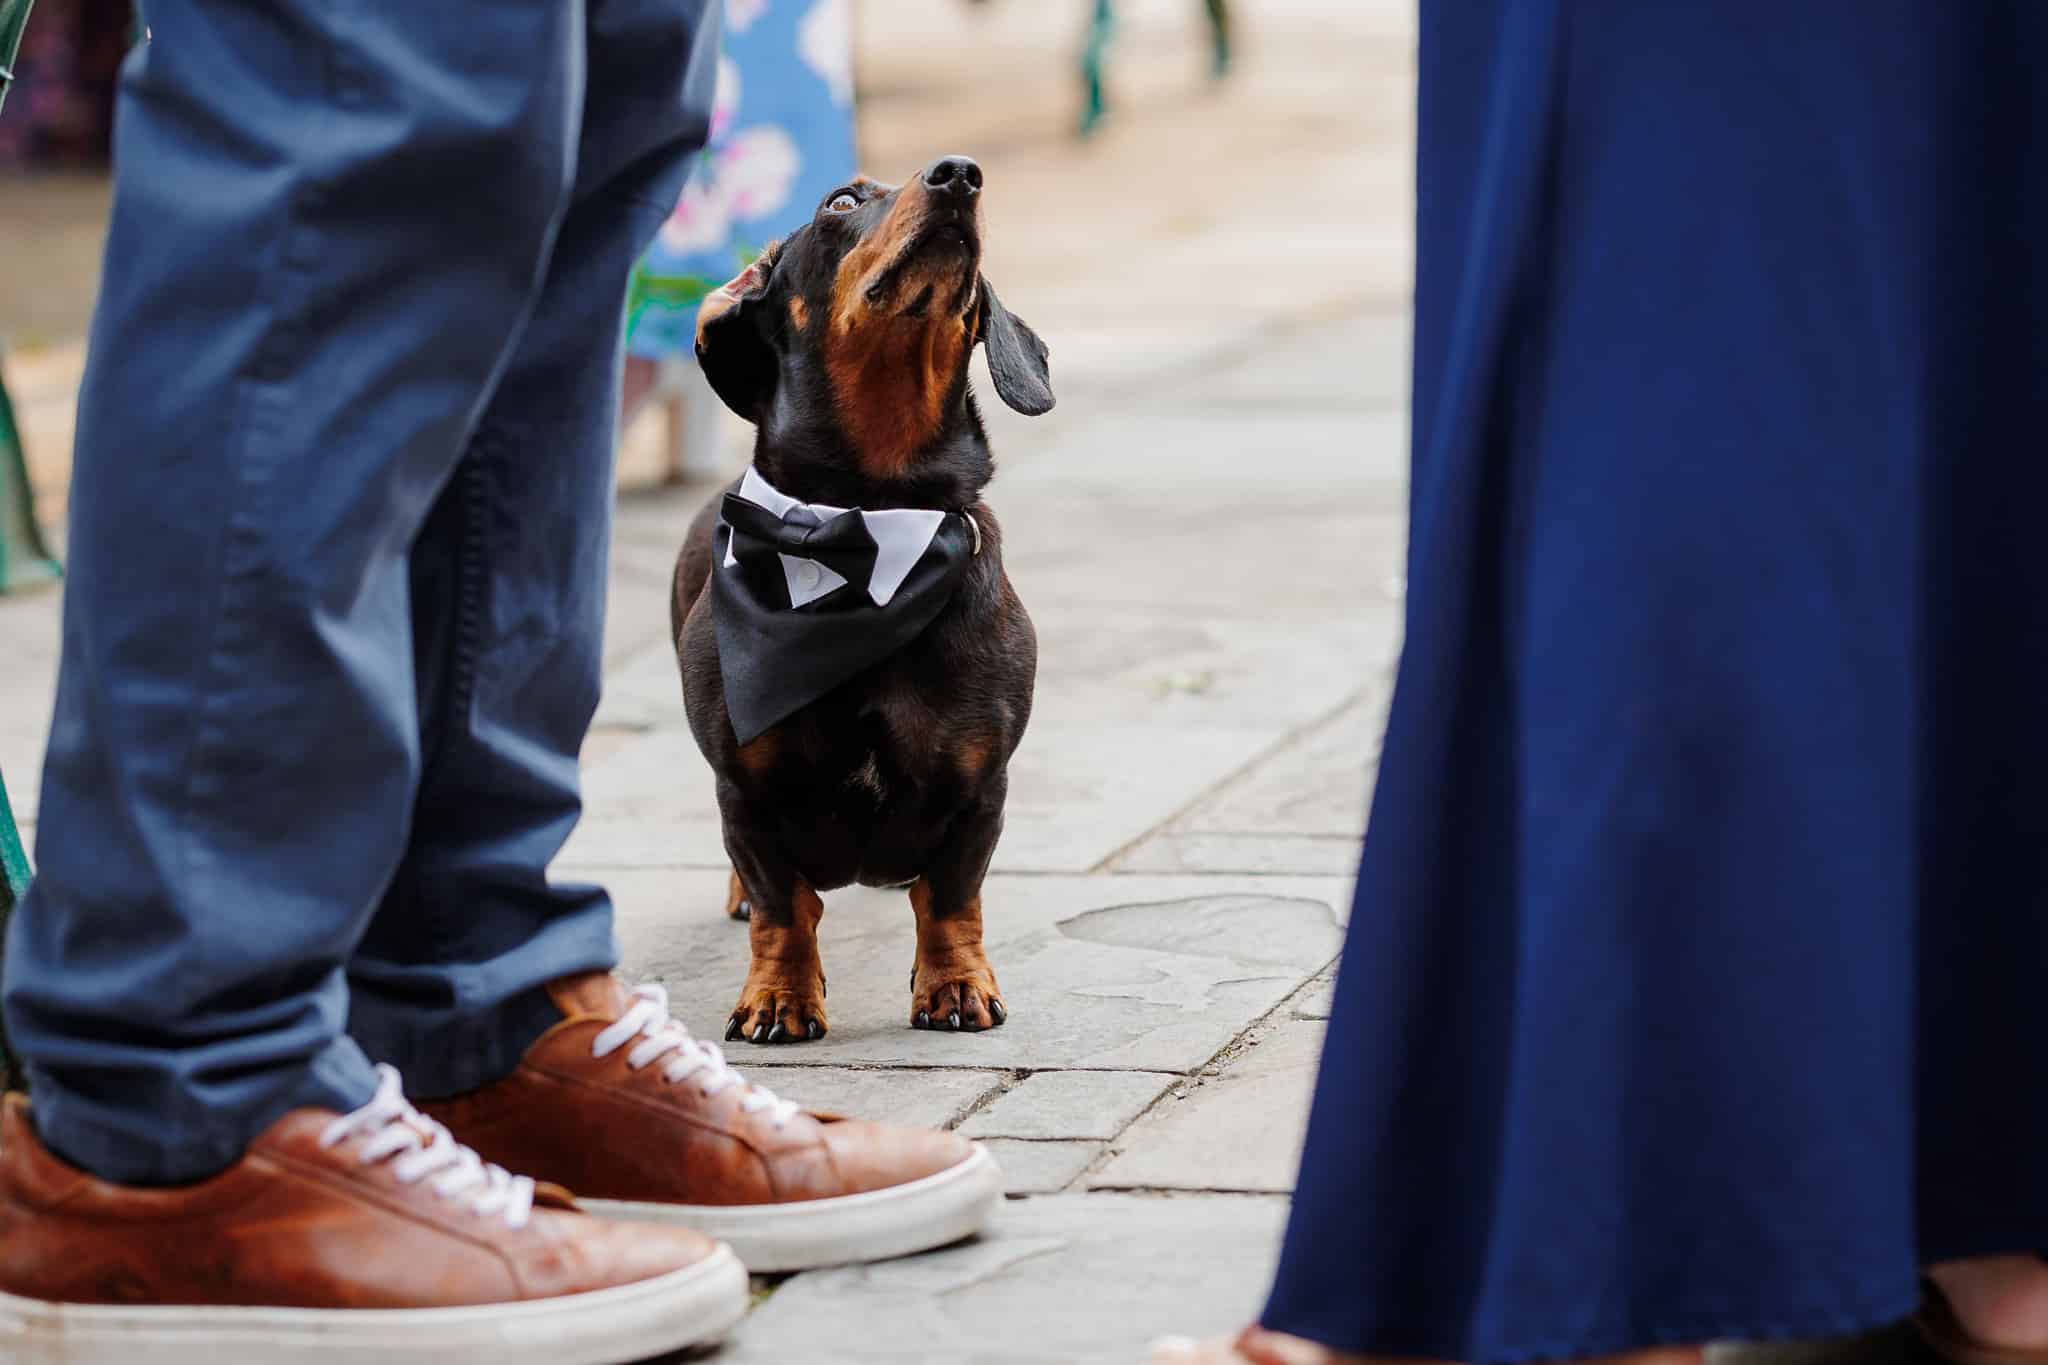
[910,952,1006,1033]
[726,964,828,1044]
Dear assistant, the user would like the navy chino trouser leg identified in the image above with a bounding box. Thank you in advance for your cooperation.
[0,0,716,1186]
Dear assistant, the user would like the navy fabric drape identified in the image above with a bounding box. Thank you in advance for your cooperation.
[1262,3,2048,1359]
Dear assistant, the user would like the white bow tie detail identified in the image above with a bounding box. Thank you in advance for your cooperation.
[721,466,949,608]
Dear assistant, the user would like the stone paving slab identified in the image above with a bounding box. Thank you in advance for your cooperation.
[594,870,1349,1074]
[745,1067,1009,1133]
[998,412,1409,628]
[603,539,687,668]
[590,638,687,736]
[979,1139,1104,1196]
[560,726,728,868]
[1113,686,1387,877]
[1164,307,1414,413]
[610,478,724,550]
[957,1070,1173,1142]
[1290,974,1337,1022]
[1175,694,1389,838]
[1092,1021,1325,1195]
[1000,407,1408,495]
[1110,831,1364,878]
[708,1194,1289,1365]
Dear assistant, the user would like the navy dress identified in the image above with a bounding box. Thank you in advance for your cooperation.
[1261,3,2048,1360]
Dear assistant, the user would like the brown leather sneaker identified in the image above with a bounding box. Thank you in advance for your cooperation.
[420,973,1003,1272]
[0,1067,747,1365]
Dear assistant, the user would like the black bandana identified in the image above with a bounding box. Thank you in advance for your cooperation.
[712,469,979,743]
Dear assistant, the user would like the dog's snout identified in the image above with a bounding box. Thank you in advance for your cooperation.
[923,155,983,198]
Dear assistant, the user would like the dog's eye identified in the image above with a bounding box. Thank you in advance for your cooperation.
[827,192,860,214]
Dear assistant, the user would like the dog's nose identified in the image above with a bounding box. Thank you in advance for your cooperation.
[923,155,983,199]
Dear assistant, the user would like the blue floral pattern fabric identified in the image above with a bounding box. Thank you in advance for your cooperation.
[626,0,856,359]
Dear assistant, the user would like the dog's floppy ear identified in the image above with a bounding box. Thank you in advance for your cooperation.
[695,242,782,423]
[976,277,1054,416]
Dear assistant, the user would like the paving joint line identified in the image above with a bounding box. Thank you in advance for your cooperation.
[1085,687,1372,874]
[1041,964,1339,1196]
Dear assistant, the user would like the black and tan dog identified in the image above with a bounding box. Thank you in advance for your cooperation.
[670,155,1052,1045]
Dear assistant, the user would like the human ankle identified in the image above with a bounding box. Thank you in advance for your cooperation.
[1930,1255,2048,1349]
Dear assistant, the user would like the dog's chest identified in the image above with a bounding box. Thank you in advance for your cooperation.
[766,740,948,890]
[843,751,889,800]
[790,717,931,812]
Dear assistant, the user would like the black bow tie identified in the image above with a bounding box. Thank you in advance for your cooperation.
[711,490,979,742]
[719,492,881,595]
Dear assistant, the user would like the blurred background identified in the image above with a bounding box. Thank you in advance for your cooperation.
[0,0,1412,531]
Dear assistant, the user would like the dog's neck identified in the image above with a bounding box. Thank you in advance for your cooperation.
[753,387,994,513]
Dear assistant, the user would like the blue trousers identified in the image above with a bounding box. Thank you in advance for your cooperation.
[1,0,717,1185]
[1262,2,2048,1359]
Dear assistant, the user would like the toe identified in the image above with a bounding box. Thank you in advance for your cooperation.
[774,999,824,1043]
[956,988,994,1031]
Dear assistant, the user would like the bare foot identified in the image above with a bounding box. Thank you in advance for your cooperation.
[1929,1255,2048,1351]
[1146,1327,1704,1365]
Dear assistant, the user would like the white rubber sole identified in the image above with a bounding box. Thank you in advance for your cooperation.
[583,1142,1004,1272]
[0,1242,748,1365]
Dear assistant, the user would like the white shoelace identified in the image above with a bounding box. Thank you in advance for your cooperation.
[319,1064,537,1230]
[591,983,801,1128]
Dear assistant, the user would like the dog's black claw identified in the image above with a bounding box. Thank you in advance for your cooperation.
[990,999,1008,1025]
[734,899,752,922]
[751,1022,770,1044]
[725,1017,744,1041]
[767,1021,790,1044]
[915,1011,931,1029]
[807,1020,824,1040]
[947,1011,962,1031]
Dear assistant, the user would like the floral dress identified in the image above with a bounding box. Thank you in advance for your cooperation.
[626,0,857,359]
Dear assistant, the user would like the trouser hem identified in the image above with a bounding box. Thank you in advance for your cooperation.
[27,1036,380,1187]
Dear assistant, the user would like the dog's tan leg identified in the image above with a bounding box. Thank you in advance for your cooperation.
[726,879,828,1043]
[907,787,1008,1032]
[909,880,1005,1032]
